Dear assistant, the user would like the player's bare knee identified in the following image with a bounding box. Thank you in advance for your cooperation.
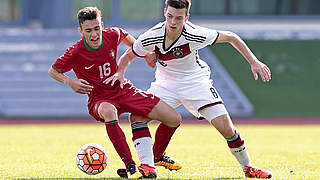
[99,106,117,121]
[174,113,182,126]
[168,112,182,127]
[221,122,235,138]
[223,126,236,138]
[210,114,235,138]
[129,114,148,124]
[129,114,140,123]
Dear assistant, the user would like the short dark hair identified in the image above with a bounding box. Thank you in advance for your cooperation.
[165,0,191,15]
[77,7,102,28]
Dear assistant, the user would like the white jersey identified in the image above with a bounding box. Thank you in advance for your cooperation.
[133,21,219,83]
[133,21,227,121]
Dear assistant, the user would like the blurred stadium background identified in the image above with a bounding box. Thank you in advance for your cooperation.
[0,0,319,120]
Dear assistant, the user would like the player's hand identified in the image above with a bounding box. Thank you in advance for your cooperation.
[65,78,94,94]
[250,60,271,82]
[144,52,158,68]
[103,72,125,88]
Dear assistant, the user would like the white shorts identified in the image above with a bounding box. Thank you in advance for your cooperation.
[147,79,229,122]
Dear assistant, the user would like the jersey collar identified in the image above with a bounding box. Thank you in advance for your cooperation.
[83,36,104,52]
[163,22,185,51]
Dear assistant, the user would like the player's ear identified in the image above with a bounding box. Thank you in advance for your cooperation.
[78,27,83,35]
[164,8,167,18]
[101,21,104,29]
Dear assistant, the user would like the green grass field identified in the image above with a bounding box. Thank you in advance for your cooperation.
[1,122,319,179]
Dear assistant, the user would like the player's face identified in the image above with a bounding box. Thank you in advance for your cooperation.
[164,6,189,34]
[79,17,103,49]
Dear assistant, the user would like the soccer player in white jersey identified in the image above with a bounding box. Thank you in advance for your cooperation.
[106,0,272,178]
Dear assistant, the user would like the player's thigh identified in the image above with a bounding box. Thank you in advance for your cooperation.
[148,82,180,108]
[98,102,118,121]
[148,100,182,127]
[180,82,225,119]
[199,103,228,123]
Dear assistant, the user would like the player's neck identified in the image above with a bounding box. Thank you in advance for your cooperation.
[164,28,182,50]
[166,28,183,41]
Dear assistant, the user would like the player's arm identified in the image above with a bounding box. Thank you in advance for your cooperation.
[216,30,271,82]
[121,33,157,68]
[103,46,137,88]
[117,32,140,73]
[103,32,138,88]
[103,33,156,87]
[48,67,93,94]
[121,33,136,47]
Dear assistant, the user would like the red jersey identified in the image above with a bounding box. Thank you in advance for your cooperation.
[52,27,128,104]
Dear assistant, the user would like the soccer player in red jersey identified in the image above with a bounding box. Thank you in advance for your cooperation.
[48,7,181,179]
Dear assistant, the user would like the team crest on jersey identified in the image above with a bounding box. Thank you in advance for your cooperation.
[172,47,183,58]
[109,50,115,59]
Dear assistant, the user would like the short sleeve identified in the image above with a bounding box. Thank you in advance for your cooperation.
[114,27,128,46]
[189,26,219,51]
[132,31,156,57]
[52,46,75,73]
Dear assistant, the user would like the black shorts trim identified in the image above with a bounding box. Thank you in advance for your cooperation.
[198,101,224,112]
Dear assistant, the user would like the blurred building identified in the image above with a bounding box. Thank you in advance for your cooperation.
[1,0,320,28]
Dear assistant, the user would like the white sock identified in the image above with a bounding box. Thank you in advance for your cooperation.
[229,143,252,171]
[134,137,154,167]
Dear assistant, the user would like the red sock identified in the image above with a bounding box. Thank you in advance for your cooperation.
[105,120,134,166]
[226,130,244,148]
[153,123,179,162]
[131,122,152,141]
[227,136,244,148]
